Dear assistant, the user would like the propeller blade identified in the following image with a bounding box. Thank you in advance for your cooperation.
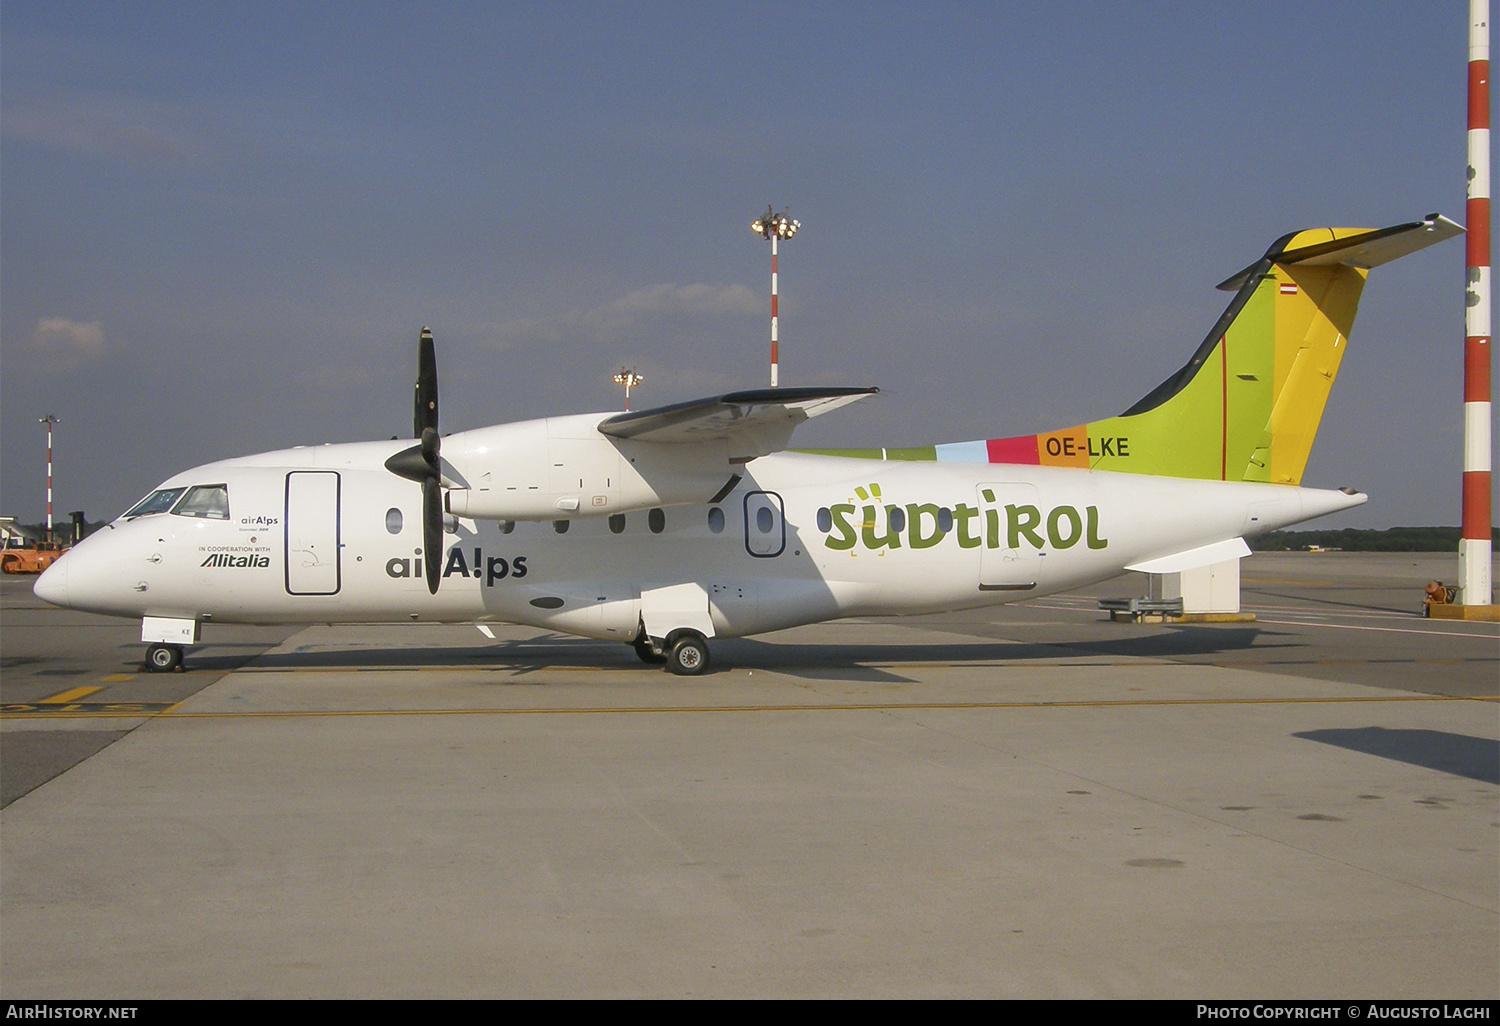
[389,327,447,594]
[414,327,438,438]
[423,477,443,594]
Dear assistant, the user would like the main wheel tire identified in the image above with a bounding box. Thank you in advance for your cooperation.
[666,632,710,676]
[145,643,182,673]
[632,637,666,665]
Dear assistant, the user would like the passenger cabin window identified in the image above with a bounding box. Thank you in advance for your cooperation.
[172,484,230,520]
[123,488,187,519]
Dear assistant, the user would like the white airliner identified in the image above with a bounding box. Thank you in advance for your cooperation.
[34,215,1462,674]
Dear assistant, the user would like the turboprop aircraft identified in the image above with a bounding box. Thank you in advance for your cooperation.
[34,214,1462,675]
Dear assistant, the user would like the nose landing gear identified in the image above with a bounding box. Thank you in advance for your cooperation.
[665,630,710,676]
[629,627,711,675]
[144,643,183,673]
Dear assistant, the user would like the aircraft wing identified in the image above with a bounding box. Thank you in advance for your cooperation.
[598,386,878,461]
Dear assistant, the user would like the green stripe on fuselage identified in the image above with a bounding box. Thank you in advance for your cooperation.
[793,447,937,461]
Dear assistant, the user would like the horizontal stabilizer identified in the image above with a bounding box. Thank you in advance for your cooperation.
[1125,537,1251,574]
[599,386,877,460]
[1217,214,1463,291]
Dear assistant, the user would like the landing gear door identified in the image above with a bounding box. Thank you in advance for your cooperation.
[977,482,1039,592]
[640,583,716,641]
[744,491,785,558]
[285,471,341,595]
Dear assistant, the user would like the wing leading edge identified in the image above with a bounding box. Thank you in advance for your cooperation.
[598,386,878,460]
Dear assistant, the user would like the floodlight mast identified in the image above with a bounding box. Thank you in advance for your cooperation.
[613,367,644,411]
[750,205,800,387]
[38,414,59,542]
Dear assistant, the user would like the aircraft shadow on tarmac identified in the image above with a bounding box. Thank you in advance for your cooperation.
[1242,585,1423,617]
[182,624,1277,684]
[1294,727,1500,785]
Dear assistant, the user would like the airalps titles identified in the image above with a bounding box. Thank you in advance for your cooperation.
[386,546,529,586]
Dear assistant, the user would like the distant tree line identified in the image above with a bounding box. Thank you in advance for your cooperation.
[13,518,108,543]
[1250,526,1500,552]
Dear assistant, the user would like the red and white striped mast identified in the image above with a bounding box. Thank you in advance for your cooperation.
[1461,0,1493,606]
[38,414,59,542]
[751,205,801,387]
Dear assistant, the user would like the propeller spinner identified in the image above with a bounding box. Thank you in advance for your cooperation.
[384,328,445,594]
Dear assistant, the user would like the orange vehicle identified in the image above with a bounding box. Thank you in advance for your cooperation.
[1,540,69,574]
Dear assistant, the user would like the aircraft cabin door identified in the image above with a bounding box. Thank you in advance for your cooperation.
[743,491,785,558]
[977,482,1039,593]
[285,471,341,595]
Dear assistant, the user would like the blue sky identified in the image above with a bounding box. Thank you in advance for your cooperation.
[1,1,1490,530]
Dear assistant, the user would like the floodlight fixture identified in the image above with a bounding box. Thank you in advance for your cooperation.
[613,367,645,410]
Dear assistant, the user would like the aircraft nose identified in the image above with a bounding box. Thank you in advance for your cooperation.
[33,555,69,608]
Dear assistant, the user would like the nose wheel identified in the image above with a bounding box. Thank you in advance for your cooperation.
[665,630,710,676]
[629,628,712,675]
[144,643,183,673]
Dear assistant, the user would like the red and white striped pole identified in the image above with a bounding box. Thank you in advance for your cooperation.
[751,206,800,388]
[770,232,780,387]
[1461,0,1492,606]
[39,414,59,543]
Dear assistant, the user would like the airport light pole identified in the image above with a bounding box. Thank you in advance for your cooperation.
[614,367,644,411]
[751,205,800,387]
[1460,0,1492,607]
[38,414,59,542]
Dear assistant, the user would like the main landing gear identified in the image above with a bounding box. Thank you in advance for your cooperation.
[144,643,184,673]
[630,628,711,676]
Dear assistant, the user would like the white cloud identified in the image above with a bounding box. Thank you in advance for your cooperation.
[28,317,108,370]
[477,283,759,349]
[603,283,759,318]
[3,89,202,166]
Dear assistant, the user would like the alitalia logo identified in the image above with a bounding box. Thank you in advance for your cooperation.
[201,553,271,568]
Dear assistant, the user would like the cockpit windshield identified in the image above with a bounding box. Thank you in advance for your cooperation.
[123,488,187,519]
[121,484,231,521]
[172,484,230,520]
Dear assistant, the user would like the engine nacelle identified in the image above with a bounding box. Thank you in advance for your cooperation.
[443,413,741,522]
